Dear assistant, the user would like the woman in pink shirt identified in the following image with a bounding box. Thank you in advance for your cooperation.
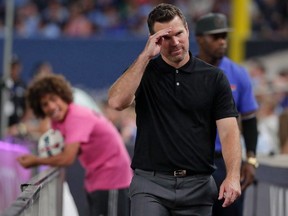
[17,74,132,216]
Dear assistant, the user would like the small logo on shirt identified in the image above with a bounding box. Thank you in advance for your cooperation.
[230,84,237,91]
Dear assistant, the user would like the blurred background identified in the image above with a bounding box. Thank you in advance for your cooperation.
[0,0,288,216]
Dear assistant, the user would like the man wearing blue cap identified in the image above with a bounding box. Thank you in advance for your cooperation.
[195,13,259,216]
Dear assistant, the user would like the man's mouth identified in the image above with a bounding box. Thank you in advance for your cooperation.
[50,108,60,119]
[171,48,182,55]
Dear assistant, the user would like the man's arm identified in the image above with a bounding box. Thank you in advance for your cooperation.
[241,111,258,190]
[107,53,150,111]
[108,27,172,111]
[216,117,242,207]
[241,111,258,156]
[17,142,80,168]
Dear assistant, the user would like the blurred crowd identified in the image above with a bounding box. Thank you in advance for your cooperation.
[0,0,287,39]
[245,58,288,156]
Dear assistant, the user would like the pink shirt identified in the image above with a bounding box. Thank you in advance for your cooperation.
[52,103,132,192]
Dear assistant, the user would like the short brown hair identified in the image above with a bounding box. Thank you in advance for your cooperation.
[147,3,187,34]
[26,74,73,118]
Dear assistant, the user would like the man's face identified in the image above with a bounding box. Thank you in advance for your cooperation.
[40,93,68,122]
[153,16,190,67]
[198,32,228,60]
[10,63,22,81]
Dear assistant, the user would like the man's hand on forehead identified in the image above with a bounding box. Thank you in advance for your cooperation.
[155,27,172,42]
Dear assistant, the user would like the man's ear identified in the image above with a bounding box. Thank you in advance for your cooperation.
[185,22,189,32]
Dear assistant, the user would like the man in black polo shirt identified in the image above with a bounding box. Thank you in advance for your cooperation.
[108,3,242,216]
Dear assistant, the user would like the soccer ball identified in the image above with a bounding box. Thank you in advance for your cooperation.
[38,129,64,158]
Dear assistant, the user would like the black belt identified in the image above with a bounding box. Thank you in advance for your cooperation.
[135,169,196,177]
[160,169,195,177]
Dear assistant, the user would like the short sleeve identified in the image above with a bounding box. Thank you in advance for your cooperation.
[214,71,238,120]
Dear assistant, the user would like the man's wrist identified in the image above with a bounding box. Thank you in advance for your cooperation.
[246,157,259,168]
[246,150,256,158]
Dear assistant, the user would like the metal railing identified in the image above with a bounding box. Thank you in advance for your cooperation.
[1,167,64,216]
[244,155,288,216]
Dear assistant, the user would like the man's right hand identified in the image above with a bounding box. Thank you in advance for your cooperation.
[143,27,172,59]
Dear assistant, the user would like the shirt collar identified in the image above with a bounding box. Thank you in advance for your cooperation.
[154,52,195,74]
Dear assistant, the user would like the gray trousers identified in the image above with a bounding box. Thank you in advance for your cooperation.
[129,169,217,216]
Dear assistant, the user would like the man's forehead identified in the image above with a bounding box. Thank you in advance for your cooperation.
[205,32,228,38]
[153,16,185,32]
[40,93,54,101]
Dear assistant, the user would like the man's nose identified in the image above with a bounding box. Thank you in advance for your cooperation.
[171,37,179,46]
[46,101,56,111]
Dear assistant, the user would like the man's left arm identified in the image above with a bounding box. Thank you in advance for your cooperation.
[217,117,242,207]
[241,112,259,191]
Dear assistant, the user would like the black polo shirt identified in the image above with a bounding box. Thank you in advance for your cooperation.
[131,54,238,174]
